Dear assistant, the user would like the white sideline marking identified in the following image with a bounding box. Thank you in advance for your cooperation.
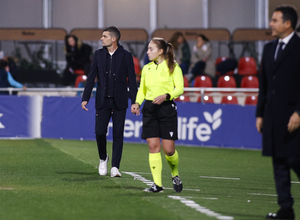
[184,196,218,200]
[200,176,240,180]
[169,195,233,220]
[291,181,300,184]
[248,193,277,197]
[133,172,152,175]
[123,171,234,220]
[0,186,13,190]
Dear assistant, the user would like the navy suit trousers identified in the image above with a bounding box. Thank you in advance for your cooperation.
[95,98,126,169]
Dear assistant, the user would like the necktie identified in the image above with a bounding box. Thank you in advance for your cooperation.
[275,41,285,61]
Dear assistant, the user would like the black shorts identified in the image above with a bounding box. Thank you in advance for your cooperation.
[141,100,178,140]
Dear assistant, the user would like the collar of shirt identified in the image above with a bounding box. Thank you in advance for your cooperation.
[279,31,295,49]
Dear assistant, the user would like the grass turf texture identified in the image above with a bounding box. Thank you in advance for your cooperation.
[0,139,299,220]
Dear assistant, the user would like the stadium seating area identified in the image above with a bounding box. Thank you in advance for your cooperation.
[175,56,259,105]
[0,28,262,105]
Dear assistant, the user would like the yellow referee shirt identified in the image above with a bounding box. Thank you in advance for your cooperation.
[135,60,184,105]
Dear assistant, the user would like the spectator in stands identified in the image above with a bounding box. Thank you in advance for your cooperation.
[168,32,191,74]
[186,34,216,82]
[131,37,183,193]
[0,51,18,79]
[0,59,26,95]
[256,5,300,220]
[81,26,137,178]
[62,34,92,86]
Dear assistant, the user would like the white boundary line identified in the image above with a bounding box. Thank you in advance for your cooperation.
[132,172,152,175]
[247,193,277,197]
[169,195,233,220]
[123,171,234,220]
[199,176,240,180]
[184,196,219,200]
[0,186,13,190]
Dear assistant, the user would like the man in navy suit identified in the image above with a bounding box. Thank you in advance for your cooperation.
[256,5,300,220]
[81,26,137,177]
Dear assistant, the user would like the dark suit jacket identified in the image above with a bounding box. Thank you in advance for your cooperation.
[256,33,300,157]
[82,45,137,110]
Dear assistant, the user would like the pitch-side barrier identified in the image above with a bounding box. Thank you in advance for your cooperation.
[0,87,261,149]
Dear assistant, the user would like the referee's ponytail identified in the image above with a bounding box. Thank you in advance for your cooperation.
[151,37,176,74]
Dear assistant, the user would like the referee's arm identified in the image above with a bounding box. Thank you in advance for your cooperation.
[169,65,184,100]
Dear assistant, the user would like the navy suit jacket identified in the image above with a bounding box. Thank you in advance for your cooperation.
[256,33,300,157]
[82,45,137,110]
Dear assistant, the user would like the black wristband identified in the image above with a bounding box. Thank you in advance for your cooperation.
[166,93,171,100]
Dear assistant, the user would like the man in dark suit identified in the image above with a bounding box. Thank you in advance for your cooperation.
[81,26,137,177]
[256,5,300,220]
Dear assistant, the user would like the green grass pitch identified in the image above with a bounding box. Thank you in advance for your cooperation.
[0,139,299,220]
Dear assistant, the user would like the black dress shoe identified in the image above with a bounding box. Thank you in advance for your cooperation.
[266,208,295,219]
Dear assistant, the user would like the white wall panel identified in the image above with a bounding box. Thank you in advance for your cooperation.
[52,0,98,32]
[0,0,42,28]
[157,0,203,29]
[104,0,149,30]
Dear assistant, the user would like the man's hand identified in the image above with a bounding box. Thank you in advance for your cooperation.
[131,103,140,116]
[81,101,88,111]
[256,117,263,134]
[287,112,300,133]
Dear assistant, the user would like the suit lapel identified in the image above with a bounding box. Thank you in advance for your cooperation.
[270,40,278,67]
[99,49,107,73]
[274,33,297,69]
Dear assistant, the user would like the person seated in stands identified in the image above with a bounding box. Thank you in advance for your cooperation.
[62,35,92,86]
[186,34,216,83]
[0,51,18,79]
[168,32,191,74]
[0,59,26,95]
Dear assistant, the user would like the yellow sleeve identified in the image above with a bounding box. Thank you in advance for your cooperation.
[169,64,184,100]
[135,67,146,105]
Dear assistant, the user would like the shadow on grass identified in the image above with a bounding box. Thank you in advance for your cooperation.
[57,171,101,182]
[57,171,96,175]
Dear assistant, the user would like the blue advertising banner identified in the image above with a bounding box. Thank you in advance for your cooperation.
[42,96,96,140]
[41,97,262,149]
[0,96,32,138]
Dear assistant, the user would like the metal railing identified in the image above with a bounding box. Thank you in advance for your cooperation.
[0,87,259,103]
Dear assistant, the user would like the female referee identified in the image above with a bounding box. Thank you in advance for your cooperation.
[131,37,184,193]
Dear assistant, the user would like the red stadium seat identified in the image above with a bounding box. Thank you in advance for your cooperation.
[183,76,189,94]
[174,95,190,102]
[74,69,85,75]
[238,56,257,75]
[217,75,237,89]
[197,95,214,103]
[193,75,213,93]
[221,95,238,105]
[183,76,189,87]
[240,75,259,88]
[75,75,87,88]
[133,56,141,82]
[133,56,141,75]
[244,95,258,105]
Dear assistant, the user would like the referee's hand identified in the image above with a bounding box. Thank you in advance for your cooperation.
[131,103,140,116]
[153,94,167,105]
